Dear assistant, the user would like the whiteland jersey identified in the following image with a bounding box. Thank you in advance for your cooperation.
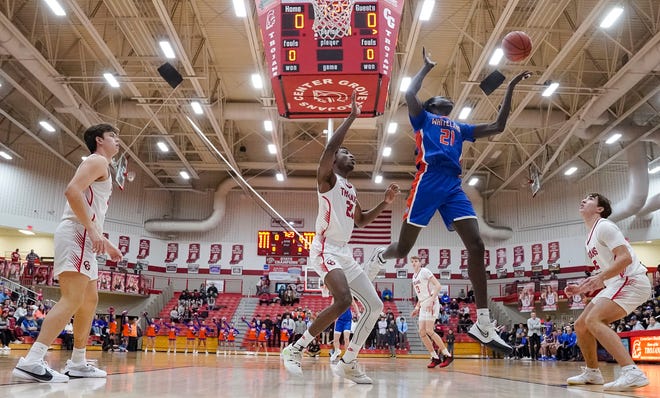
[314,174,357,244]
[62,154,112,230]
[412,267,435,303]
[585,218,647,287]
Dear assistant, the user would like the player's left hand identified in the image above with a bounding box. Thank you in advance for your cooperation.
[510,70,532,86]
[384,183,400,204]
[580,275,605,295]
[349,90,361,117]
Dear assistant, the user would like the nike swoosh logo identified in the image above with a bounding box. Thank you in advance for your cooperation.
[16,367,53,381]
[475,324,489,338]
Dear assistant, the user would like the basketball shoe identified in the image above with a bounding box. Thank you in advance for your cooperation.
[467,321,512,355]
[13,357,69,383]
[603,367,649,391]
[438,354,454,368]
[364,248,386,281]
[566,367,604,385]
[333,359,372,384]
[62,360,107,378]
[427,357,442,368]
[329,349,341,362]
[281,344,303,376]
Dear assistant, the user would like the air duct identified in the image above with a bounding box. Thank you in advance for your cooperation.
[609,143,649,222]
[463,185,513,241]
[635,193,660,220]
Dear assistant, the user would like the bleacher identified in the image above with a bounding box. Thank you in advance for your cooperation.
[156,292,242,335]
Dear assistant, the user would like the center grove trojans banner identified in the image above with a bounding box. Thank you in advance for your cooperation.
[459,249,468,269]
[513,246,524,267]
[137,239,150,259]
[531,243,543,265]
[187,243,200,263]
[417,248,429,266]
[208,244,222,264]
[230,244,244,265]
[438,249,450,269]
[518,282,535,313]
[165,243,178,263]
[548,241,560,264]
[352,247,364,264]
[496,248,506,269]
[118,236,130,255]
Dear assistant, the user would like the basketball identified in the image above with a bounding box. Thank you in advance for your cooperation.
[502,31,532,62]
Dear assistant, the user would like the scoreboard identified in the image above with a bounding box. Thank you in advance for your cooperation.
[256,0,404,119]
[257,230,316,256]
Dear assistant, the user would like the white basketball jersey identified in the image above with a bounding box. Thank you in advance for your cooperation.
[62,155,113,230]
[314,174,357,244]
[412,267,434,302]
[585,218,647,287]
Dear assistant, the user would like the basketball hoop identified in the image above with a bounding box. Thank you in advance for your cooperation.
[309,0,356,39]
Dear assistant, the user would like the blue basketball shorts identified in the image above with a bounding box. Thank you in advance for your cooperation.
[334,319,352,333]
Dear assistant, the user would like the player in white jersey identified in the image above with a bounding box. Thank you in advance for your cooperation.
[281,92,399,384]
[13,124,123,383]
[410,256,452,368]
[566,193,650,392]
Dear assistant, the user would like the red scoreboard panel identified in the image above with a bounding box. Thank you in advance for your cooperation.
[257,230,316,256]
[257,0,404,119]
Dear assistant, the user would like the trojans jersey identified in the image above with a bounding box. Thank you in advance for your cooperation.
[412,267,434,302]
[314,174,357,244]
[61,154,112,230]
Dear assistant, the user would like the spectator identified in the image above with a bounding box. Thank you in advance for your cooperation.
[306,337,321,358]
[0,310,15,350]
[206,283,218,310]
[381,287,393,301]
[558,326,578,361]
[386,320,398,357]
[11,249,21,267]
[631,317,646,331]
[25,249,40,276]
[446,328,456,356]
[438,310,450,324]
[396,317,408,349]
[293,316,307,343]
[647,317,660,330]
[21,313,40,338]
[60,319,74,350]
[169,308,179,323]
[466,289,475,304]
[280,313,295,338]
[440,292,451,306]
[527,312,542,360]
[457,289,466,303]
[376,314,388,348]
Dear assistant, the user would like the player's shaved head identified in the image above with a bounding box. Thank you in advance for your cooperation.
[423,96,454,115]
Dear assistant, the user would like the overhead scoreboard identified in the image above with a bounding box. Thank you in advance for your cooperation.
[257,230,316,256]
[256,0,404,119]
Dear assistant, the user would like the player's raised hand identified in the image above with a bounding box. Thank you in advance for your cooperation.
[349,90,361,117]
[509,70,532,86]
[384,183,400,204]
[422,47,436,68]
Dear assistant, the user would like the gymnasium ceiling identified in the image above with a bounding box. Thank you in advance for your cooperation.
[0,0,658,196]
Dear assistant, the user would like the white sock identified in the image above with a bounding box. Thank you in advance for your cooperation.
[340,342,361,363]
[587,367,600,372]
[71,347,86,364]
[441,349,451,356]
[24,342,48,364]
[621,364,636,372]
[431,352,439,359]
[477,308,491,325]
[293,330,314,350]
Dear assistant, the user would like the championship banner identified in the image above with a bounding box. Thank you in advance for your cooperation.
[513,246,524,267]
[459,249,468,269]
[418,248,429,266]
[230,244,244,265]
[352,247,364,264]
[267,261,303,283]
[137,239,150,259]
[495,248,506,269]
[266,256,308,267]
[165,243,179,263]
[567,278,586,309]
[631,335,660,362]
[513,267,525,278]
[530,243,543,265]
[438,249,451,269]
[395,257,407,268]
[484,249,490,268]
[187,264,199,274]
[118,236,130,255]
[187,243,200,263]
[517,282,535,312]
[208,243,222,264]
[540,280,559,311]
[548,241,560,264]
[209,265,221,274]
[166,264,178,273]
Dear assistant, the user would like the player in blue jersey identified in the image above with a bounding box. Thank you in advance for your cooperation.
[365,48,530,355]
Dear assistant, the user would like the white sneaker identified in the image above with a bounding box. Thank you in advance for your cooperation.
[364,248,386,281]
[567,367,604,385]
[281,344,303,376]
[603,367,649,391]
[62,359,107,378]
[330,349,341,362]
[333,359,372,384]
[467,322,513,355]
[12,357,69,383]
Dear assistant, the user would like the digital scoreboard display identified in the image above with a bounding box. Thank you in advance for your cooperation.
[257,230,316,256]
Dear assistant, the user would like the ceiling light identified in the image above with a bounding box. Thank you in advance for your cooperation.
[399,77,411,92]
[564,166,578,176]
[458,107,472,120]
[374,175,383,184]
[383,147,392,157]
[0,151,13,160]
[232,0,247,17]
[488,48,504,65]
[419,0,435,21]
[103,73,120,88]
[468,177,478,186]
[157,141,169,152]
[275,172,284,182]
[191,101,204,115]
[44,0,66,16]
[159,40,176,59]
[18,229,35,235]
[39,121,56,132]
[605,133,622,144]
[645,241,652,244]
[600,6,624,28]
[649,166,660,174]
[179,170,190,180]
[251,74,263,89]
[268,144,277,154]
[541,82,559,97]
[264,120,273,132]
[387,122,398,134]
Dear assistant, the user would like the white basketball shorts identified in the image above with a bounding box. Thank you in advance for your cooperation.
[310,237,364,284]
[418,298,441,322]
[592,273,651,314]
[54,219,99,280]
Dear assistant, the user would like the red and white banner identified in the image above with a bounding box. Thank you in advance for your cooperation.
[417,248,429,266]
[266,256,308,267]
[348,210,391,245]
[513,246,524,267]
[540,280,559,312]
[518,282,536,313]
[230,244,244,265]
[484,249,490,268]
[187,243,200,263]
[165,243,178,263]
[438,249,451,269]
[460,249,468,269]
[530,243,543,265]
[496,248,506,269]
[548,241,560,264]
[137,239,150,259]
[567,278,586,309]
[118,236,130,255]
[352,247,364,264]
[208,244,221,264]
[395,256,407,268]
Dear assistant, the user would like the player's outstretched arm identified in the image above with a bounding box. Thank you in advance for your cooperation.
[472,70,531,139]
[406,47,435,118]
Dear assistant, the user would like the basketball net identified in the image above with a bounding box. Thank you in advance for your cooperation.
[310,0,356,39]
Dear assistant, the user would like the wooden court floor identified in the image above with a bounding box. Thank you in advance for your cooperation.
[0,350,657,397]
